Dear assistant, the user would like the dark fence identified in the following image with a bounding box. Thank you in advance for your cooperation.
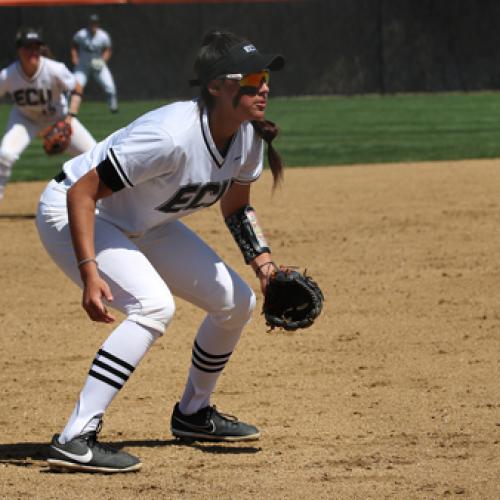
[1,0,500,99]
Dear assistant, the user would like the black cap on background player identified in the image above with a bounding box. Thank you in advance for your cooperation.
[15,27,44,48]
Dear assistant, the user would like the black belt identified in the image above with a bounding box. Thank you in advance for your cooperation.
[54,171,67,183]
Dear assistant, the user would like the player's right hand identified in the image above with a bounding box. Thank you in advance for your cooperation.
[82,275,115,323]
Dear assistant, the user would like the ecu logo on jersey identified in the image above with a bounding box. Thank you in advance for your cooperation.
[155,180,231,213]
[14,88,52,107]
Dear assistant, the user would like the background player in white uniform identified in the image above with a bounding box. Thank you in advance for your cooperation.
[0,28,96,202]
[71,14,118,113]
[36,29,285,473]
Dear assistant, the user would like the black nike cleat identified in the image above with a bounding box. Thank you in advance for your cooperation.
[170,402,260,442]
[47,429,141,473]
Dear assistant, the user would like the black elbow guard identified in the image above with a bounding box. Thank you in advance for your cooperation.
[225,205,271,264]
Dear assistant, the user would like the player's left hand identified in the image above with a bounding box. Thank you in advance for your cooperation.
[82,274,116,323]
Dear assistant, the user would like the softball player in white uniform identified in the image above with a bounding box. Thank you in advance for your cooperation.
[0,28,96,201]
[37,30,284,473]
[71,14,118,113]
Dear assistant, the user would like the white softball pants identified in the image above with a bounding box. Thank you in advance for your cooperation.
[74,64,117,110]
[36,179,255,335]
[0,107,96,200]
[36,179,256,431]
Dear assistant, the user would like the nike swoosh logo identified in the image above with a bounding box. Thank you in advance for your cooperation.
[51,445,93,463]
[174,416,216,433]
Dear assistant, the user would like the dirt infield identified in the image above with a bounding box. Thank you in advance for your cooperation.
[1,160,500,499]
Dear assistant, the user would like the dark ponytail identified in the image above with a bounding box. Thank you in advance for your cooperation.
[252,120,284,188]
[40,45,54,59]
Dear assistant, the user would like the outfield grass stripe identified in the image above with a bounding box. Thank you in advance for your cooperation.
[2,92,500,181]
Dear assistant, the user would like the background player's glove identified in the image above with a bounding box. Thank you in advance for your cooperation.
[263,267,324,331]
[91,58,105,71]
[42,120,72,155]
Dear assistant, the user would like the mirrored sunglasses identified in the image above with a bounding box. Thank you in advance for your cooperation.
[221,70,270,89]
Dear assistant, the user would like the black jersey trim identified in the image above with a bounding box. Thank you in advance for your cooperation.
[96,157,125,192]
[200,116,223,169]
[108,148,133,187]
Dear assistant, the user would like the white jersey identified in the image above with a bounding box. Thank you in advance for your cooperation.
[73,28,112,68]
[60,99,263,235]
[0,57,76,123]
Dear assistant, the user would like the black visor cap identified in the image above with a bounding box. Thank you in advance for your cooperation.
[190,41,285,86]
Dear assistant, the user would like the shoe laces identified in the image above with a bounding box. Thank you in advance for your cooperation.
[81,419,117,454]
[209,405,239,423]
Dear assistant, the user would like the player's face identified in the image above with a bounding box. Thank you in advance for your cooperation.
[224,71,271,122]
[18,43,42,67]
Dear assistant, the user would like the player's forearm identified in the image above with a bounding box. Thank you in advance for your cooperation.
[225,205,273,268]
[221,182,273,269]
[102,48,112,63]
[67,83,83,121]
[70,47,79,66]
[67,183,98,278]
[67,169,112,278]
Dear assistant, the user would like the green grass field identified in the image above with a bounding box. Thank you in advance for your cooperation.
[2,91,500,182]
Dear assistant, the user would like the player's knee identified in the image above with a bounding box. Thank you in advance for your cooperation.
[0,149,17,171]
[238,284,257,318]
[211,283,256,330]
[128,295,176,335]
